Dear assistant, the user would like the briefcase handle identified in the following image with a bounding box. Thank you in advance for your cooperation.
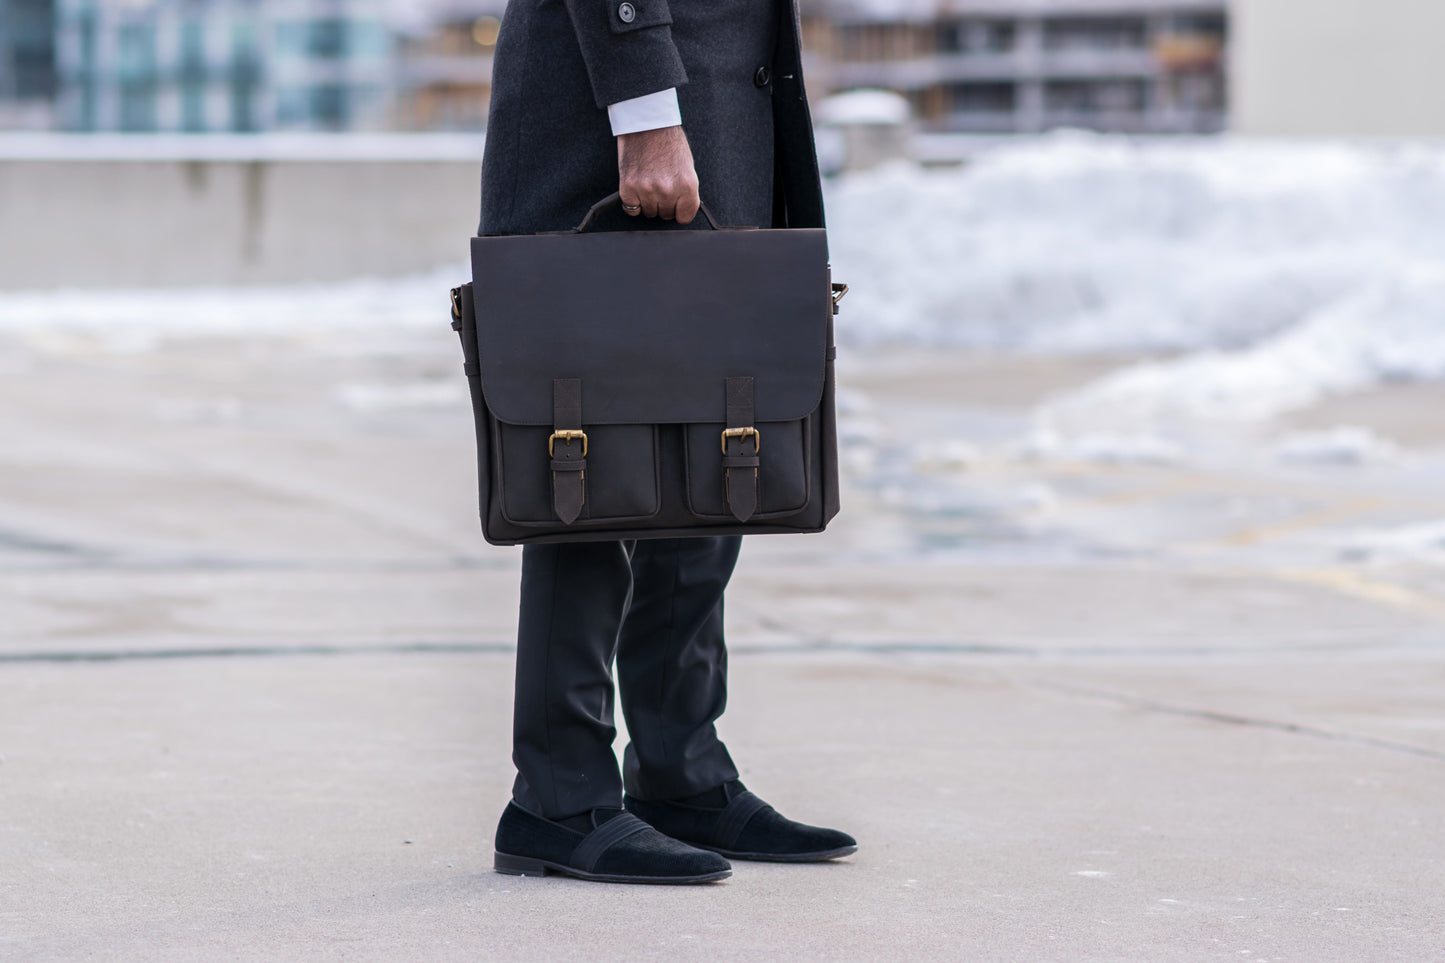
[574,192,724,233]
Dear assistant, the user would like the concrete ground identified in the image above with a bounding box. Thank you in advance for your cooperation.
[2,329,1443,961]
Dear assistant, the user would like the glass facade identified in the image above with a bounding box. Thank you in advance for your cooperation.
[116,21,157,131]
[179,18,206,131]
[0,0,57,105]
[49,0,398,132]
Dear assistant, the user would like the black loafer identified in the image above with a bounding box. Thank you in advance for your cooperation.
[493,802,732,884]
[625,781,857,863]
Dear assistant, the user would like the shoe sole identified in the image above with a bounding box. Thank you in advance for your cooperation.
[494,851,731,885]
[695,843,858,863]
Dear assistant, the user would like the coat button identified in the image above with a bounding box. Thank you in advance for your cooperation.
[618,2,635,22]
[754,65,771,88]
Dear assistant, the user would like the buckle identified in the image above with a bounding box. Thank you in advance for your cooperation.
[549,429,588,457]
[831,282,848,306]
[450,287,463,320]
[721,426,761,454]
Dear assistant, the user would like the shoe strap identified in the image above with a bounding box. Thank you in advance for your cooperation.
[570,812,651,874]
[712,790,771,850]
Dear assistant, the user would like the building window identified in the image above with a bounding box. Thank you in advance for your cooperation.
[311,83,347,128]
[309,19,347,59]
[179,19,206,70]
[1045,78,1148,113]
[947,81,1015,113]
[116,21,155,78]
[116,21,156,131]
[5,0,57,98]
[275,22,306,58]
[118,86,155,130]
[937,20,1014,54]
[349,20,390,58]
[230,20,260,132]
[179,19,207,131]
[275,18,355,60]
[1043,17,1148,52]
[75,10,97,129]
[276,85,308,125]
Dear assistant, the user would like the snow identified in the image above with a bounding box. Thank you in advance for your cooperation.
[0,265,463,345]
[1018,428,1187,465]
[826,132,1445,420]
[1336,520,1445,565]
[1274,427,1400,465]
[817,90,912,127]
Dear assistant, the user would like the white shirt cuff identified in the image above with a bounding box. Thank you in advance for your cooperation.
[607,88,682,136]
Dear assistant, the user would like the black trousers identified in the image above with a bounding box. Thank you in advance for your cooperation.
[511,536,742,818]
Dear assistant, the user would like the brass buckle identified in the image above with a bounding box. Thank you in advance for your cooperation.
[450,287,462,320]
[549,430,588,458]
[831,282,849,306]
[721,426,761,454]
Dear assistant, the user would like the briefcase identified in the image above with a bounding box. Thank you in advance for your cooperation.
[450,192,846,546]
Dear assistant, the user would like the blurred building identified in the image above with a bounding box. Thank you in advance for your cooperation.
[0,0,57,128]
[52,0,395,132]
[1230,0,1445,137]
[391,0,503,131]
[805,0,1226,133]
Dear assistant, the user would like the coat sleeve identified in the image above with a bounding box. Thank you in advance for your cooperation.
[560,0,689,109]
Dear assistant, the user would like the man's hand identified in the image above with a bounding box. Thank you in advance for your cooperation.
[618,125,700,224]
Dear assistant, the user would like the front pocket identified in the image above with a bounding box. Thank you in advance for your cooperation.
[495,422,661,525]
[684,418,811,519]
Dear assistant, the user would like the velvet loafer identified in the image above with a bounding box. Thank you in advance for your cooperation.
[624,781,857,863]
[493,801,732,884]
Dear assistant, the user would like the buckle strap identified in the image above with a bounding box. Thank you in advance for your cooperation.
[723,376,759,522]
[570,812,651,874]
[551,378,586,525]
[725,376,753,430]
[712,791,770,850]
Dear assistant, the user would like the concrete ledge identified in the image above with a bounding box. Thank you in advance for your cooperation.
[0,135,486,289]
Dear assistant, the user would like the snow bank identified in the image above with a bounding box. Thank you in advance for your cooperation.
[1337,519,1445,565]
[1040,269,1445,426]
[1275,427,1400,465]
[827,132,1445,417]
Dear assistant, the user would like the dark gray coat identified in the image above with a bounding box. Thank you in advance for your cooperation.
[479,0,825,236]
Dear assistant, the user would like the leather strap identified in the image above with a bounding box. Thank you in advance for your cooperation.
[551,378,586,525]
[712,791,770,850]
[723,376,759,522]
[570,812,651,874]
[451,284,480,379]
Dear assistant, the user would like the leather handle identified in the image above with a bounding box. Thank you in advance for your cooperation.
[575,191,723,233]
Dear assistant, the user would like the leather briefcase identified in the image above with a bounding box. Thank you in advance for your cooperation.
[450,192,846,546]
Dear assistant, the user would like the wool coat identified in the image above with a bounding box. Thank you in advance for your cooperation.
[478,0,825,236]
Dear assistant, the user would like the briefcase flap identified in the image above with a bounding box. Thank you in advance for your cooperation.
[471,227,830,426]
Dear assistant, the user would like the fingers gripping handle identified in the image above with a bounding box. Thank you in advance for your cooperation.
[574,191,722,232]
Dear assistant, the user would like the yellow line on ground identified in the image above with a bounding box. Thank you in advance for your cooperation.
[1275,567,1445,621]
[1219,497,1387,547]
[1088,476,1215,508]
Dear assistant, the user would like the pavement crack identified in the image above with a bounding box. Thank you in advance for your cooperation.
[0,641,514,664]
[1032,680,1445,763]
